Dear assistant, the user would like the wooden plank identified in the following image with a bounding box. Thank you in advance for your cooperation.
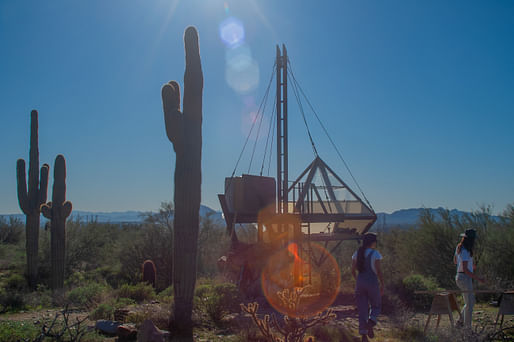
[415,290,513,294]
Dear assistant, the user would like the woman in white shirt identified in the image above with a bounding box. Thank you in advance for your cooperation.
[454,228,485,328]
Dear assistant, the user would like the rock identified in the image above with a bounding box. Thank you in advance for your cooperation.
[137,319,164,342]
[117,323,138,341]
[95,320,121,336]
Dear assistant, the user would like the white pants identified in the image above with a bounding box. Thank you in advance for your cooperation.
[455,273,475,328]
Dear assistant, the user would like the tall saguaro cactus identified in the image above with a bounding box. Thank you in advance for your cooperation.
[16,110,49,288]
[161,26,203,340]
[41,155,72,290]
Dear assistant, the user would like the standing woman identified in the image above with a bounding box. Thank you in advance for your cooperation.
[454,228,485,328]
[352,233,384,342]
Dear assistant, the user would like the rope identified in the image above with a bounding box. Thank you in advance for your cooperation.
[288,69,318,157]
[287,61,374,211]
[248,71,273,173]
[226,63,276,192]
[260,96,277,176]
[266,102,276,177]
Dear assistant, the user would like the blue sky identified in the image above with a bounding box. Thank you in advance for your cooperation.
[1,0,513,215]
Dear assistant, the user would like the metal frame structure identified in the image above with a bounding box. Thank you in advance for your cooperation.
[219,44,376,244]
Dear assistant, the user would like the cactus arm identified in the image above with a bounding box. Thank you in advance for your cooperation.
[16,159,29,215]
[41,202,52,219]
[39,164,49,206]
[28,110,40,210]
[183,26,203,124]
[53,155,66,205]
[162,81,184,151]
[62,201,72,219]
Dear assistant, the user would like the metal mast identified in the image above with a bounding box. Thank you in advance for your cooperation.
[276,45,288,214]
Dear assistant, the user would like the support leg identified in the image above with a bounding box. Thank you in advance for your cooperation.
[424,314,432,335]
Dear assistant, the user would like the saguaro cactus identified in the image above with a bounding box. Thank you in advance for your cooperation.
[16,110,49,288]
[142,259,157,288]
[41,155,72,290]
[161,26,203,340]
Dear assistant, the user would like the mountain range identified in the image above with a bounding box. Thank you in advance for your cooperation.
[1,206,498,229]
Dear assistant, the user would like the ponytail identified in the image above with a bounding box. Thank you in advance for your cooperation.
[357,246,366,272]
[356,233,377,272]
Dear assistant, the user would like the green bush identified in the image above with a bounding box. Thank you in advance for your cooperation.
[402,274,440,310]
[66,282,108,308]
[308,324,355,342]
[5,273,26,291]
[157,285,174,303]
[117,283,155,303]
[90,302,115,320]
[0,321,39,342]
[195,282,241,324]
[0,289,25,313]
[0,216,23,244]
[89,296,136,321]
[24,284,53,310]
[115,297,136,308]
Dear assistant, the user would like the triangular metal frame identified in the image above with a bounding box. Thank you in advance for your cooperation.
[288,156,376,233]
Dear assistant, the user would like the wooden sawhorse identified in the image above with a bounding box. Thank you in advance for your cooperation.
[423,292,461,334]
[495,291,514,330]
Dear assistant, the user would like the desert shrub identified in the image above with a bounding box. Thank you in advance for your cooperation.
[66,282,108,308]
[0,216,23,245]
[89,296,136,321]
[194,282,241,324]
[408,209,463,288]
[0,320,39,341]
[480,205,514,288]
[157,285,174,303]
[117,283,155,303]
[0,216,23,244]
[381,291,407,315]
[0,273,28,312]
[4,273,26,291]
[24,284,53,309]
[65,270,87,287]
[197,213,230,277]
[117,223,173,289]
[90,302,115,320]
[115,297,136,308]
[125,305,171,330]
[308,324,355,342]
[402,274,440,310]
[0,289,25,313]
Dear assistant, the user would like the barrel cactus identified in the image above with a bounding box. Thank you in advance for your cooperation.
[16,110,49,288]
[142,259,157,288]
[161,26,203,340]
[41,154,72,290]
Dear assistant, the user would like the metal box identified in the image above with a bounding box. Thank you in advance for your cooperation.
[224,174,276,216]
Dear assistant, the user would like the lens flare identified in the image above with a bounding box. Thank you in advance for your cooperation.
[219,17,245,48]
[225,57,259,94]
[258,213,341,317]
[226,44,252,71]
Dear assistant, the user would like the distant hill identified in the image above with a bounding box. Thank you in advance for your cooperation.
[1,205,223,224]
[371,207,500,231]
[1,206,498,229]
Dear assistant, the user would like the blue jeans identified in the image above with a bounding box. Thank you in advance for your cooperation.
[455,273,475,328]
[356,275,381,335]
